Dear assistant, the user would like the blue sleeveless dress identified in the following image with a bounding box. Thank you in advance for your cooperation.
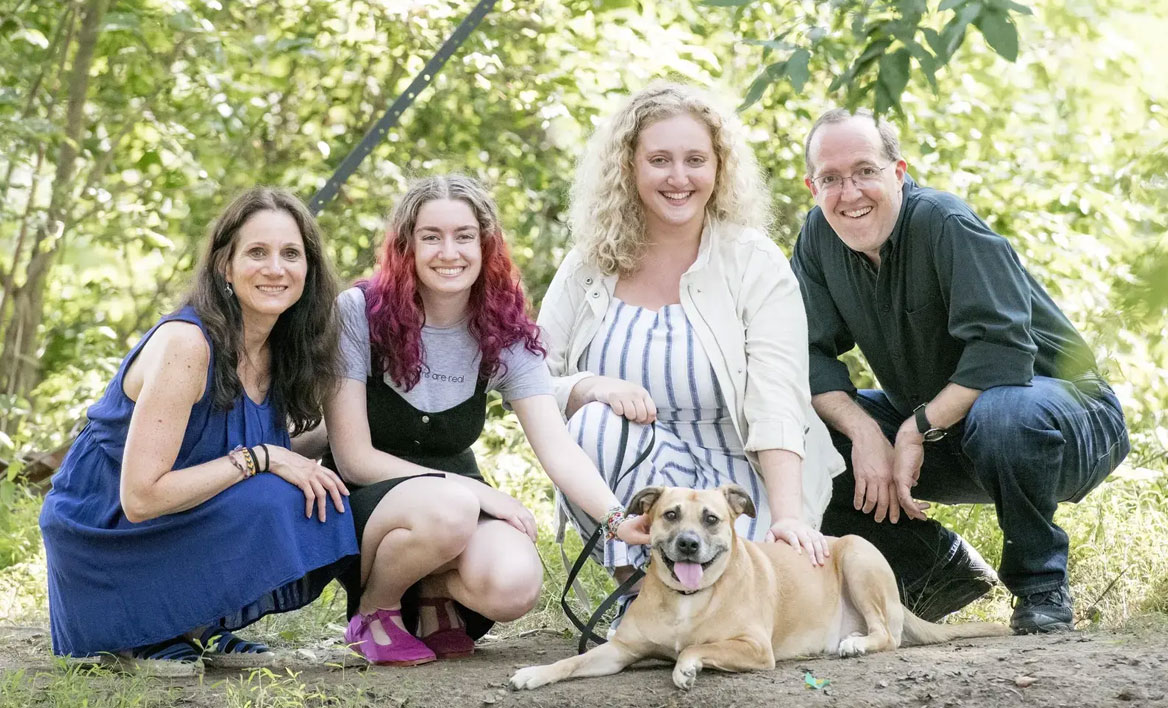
[38,307,359,657]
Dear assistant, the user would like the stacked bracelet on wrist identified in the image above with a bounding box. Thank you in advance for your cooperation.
[230,445,256,478]
[227,448,246,475]
[246,445,270,475]
[603,505,627,540]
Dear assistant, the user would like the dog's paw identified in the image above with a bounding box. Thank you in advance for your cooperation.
[672,663,699,690]
[510,665,555,690]
[838,636,868,658]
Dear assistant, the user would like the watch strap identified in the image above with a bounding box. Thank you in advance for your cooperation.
[914,403,932,435]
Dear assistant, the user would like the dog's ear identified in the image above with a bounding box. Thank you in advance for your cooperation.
[628,486,664,516]
[722,484,756,518]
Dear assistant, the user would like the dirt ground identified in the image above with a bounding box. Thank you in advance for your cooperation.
[3,623,1168,707]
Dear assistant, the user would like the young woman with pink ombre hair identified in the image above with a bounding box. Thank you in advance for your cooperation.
[322,175,649,667]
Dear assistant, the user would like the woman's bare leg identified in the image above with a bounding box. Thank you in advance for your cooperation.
[419,518,542,632]
[358,477,480,641]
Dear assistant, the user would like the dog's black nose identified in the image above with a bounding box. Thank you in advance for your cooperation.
[676,531,700,556]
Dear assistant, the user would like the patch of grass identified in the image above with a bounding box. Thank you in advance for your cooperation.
[219,666,375,708]
[0,663,413,708]
[0,547,48,623]
[0,662,180,708]
[504,519,619,638]
[938,470,1168,628]
[1141,573,1168,615]
[218,666,423,708]
[246,581,350,650]
[1060,472,1168,628]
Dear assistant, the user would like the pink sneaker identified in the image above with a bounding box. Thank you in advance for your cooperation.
[417,597,475,659]
[344,608,436,666]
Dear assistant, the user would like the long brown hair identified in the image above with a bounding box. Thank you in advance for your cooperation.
[184,187,340,435]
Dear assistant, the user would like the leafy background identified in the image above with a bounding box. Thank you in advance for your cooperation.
[1,0,1166,638]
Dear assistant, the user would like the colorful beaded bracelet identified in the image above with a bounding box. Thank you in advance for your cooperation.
[603,505,627,540]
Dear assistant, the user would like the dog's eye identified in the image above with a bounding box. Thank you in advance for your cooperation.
[663,509,679,521]
[703,514,719,526]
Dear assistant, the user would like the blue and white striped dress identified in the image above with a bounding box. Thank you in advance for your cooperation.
[560,297,771,570]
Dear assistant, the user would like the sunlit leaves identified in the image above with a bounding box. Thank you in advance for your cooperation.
[741,48,810,110]
[723,0,1034,115]
[875,48,910,113]
[973,9,1019,61]
[12,28,49,48]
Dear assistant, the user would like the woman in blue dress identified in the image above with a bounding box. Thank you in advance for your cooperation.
[38,187,359,675]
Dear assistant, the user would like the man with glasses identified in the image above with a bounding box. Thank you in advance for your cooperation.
[790,108,1129,633]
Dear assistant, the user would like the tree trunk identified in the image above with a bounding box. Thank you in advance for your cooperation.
[0,0,107,432]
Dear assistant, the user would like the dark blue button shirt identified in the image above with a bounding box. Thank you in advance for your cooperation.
[791,176,1098,417]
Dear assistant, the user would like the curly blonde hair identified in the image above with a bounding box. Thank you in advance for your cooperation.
[570,81,772,274]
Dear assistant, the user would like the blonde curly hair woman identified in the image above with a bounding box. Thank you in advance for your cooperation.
[539,81,845,624]
[570,83,771,276]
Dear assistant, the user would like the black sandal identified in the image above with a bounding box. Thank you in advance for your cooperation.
[195,627,275,669]
[107,636,203,677]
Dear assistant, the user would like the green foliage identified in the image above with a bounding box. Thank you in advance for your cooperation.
[938,471,1168,626]
[0,479,42,570]
[0,0,1165,650]
[723,0,1035,113]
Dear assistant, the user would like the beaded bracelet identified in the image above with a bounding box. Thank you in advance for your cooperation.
[603,505,627,541]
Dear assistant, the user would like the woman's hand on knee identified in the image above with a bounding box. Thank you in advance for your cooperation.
[266,446,350,521]
[579,376,657,424]
[473,483,537,542]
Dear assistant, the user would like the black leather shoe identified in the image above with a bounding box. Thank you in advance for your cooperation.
[1010,583,1073,634]
[904,537,999,622]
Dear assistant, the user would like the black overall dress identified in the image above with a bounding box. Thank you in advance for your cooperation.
[325,361,495,638]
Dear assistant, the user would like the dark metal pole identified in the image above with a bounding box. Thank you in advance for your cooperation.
[308,0,498,215]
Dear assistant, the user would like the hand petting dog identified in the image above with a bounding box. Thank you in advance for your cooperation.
[765,516,829,566]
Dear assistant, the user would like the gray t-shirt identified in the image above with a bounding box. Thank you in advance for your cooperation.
[337,286,553,412]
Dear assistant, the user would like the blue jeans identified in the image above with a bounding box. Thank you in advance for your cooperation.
[819,375,1129,596]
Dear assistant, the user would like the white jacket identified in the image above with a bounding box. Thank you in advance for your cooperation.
[537,220,845,526]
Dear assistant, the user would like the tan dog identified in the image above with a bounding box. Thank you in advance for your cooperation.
[511,484,1009,691]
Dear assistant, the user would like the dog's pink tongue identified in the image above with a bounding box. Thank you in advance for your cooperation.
[673,562,704,590]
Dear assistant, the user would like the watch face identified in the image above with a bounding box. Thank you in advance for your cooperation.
[923,428,947,443]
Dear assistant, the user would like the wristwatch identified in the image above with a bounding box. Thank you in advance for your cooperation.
[913,403,947,442]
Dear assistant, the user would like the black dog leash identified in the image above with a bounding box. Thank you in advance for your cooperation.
[560,419,655,654]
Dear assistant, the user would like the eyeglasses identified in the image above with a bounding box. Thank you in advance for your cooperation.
[810,161,896,193]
